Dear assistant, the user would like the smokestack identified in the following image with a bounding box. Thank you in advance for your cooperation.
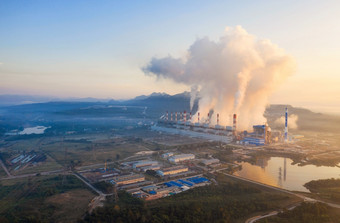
[184,111,187,123]
[285,107,288,142]
[217,113,219,125]
[175,112,177,121]
[166,111,168,122]
[233,114,237,135]
[170,112,173,121]
[189,112,192,122]
[264,123,267,144]
[207,112,210,122]
[198,112,200,123]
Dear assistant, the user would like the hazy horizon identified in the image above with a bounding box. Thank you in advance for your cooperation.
[1,0,340,115]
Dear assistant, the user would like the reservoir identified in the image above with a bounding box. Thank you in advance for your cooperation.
[234,157,340,192]
[19,126,49,135]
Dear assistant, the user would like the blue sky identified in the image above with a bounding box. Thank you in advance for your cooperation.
[1,0,340,113]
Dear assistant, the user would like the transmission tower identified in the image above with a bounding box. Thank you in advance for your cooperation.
[114,183,119,202]
[62,136,68,185]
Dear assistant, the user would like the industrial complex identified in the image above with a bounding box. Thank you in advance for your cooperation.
[75,107,306,203]
[152,107,292,146]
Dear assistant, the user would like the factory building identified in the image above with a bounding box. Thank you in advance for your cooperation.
[241,124,272,146]
[140,165,161,172]
[132,160,159,169]
[168,154,195,163]
[242,137,265,146]
[161,152,174,159]
[113,174,145,186]
[157,165,188,176]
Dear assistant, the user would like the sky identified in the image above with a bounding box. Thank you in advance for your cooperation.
[1,0,340,113]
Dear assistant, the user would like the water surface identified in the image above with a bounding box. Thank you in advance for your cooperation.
[234,157,340,192]
[19,126,49,135]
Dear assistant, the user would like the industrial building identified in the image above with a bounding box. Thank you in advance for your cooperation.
[113,174,145,186]
[241,124,271,146]
[161,152,174,158]
[168,154,195,163]
[242,137,265,146]
[157,165,188,176]
[140,165,161,172]
[132,160,159,169]
[201,158,220,166]
[157,109,292,146]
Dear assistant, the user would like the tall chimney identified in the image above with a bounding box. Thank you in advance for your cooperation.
[184,111,187,123]
[189,112,192,122]
[217,113,219,125]
[170,112,173,121]
[233,114,237,135]
[166,111,168,122]
[175,112,177,121]
[198,112,200,123]
[285,107,288,142]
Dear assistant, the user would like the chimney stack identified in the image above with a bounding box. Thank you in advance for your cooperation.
[285,107,288,142]
[233,114,237,135]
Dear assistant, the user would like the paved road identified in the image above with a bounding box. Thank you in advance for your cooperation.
[0,159,12,177]
[73,172,103,195]
[245,204,300,223]
[0,169,63,180]
[72,172,114,213]
[246,211,279,223]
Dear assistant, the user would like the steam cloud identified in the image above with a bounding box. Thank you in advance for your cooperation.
[275,114,299,130]
[143,26,296,129]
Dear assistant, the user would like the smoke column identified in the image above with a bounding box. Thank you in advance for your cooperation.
[143,26,296,129]
[275,114,298,130]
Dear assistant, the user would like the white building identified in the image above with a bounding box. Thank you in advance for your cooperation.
[168,154,195,163]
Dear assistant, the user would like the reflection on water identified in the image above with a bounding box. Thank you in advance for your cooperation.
[234,157,340,192]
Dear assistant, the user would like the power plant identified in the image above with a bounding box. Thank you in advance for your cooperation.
[153,108,290,146]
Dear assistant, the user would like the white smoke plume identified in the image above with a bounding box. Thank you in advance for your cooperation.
[275,114,299,130]
[143,26,296,130]
[190,85,199,110]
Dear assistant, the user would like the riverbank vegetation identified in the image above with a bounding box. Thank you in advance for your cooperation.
[304,178,340,203]
[258,202,340,223]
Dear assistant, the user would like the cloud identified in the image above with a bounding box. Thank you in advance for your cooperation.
[143,26,296,129]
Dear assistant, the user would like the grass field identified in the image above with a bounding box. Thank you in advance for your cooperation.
[0,175,96,223]
[0,166,7,178]
[2,134,162,174]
